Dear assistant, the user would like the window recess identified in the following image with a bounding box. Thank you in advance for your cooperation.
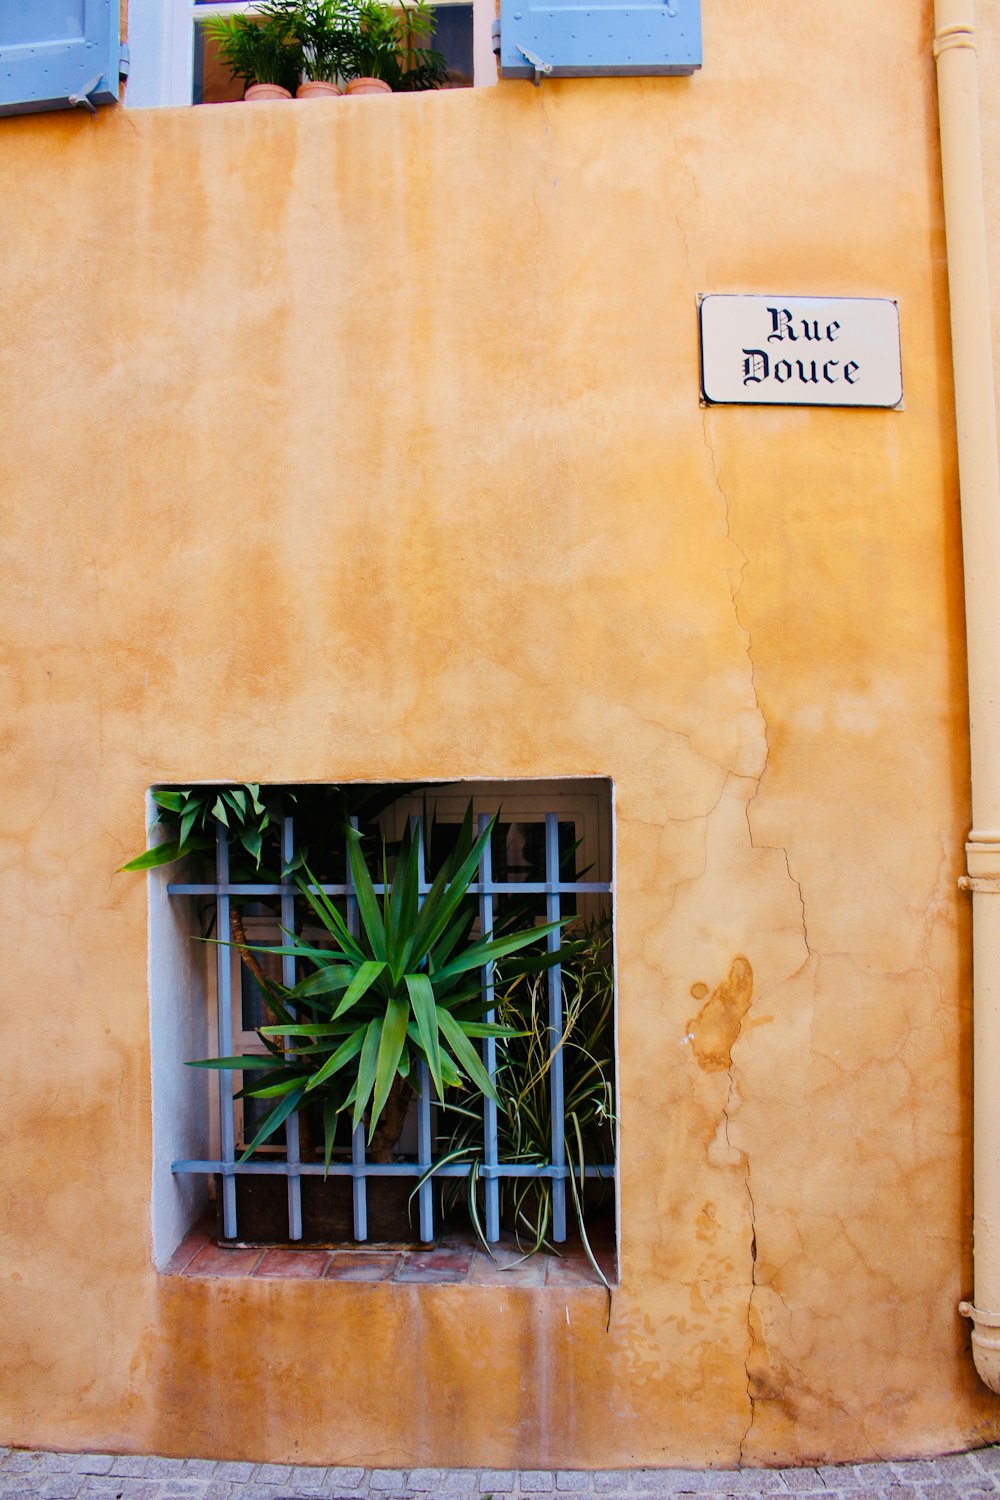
[155,780,616,1262]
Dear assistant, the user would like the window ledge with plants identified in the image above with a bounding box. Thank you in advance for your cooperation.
[204,0,455,102]
[133,782,617,1289]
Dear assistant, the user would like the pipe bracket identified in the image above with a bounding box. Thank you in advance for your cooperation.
[934,23,976,58]
[958,875,1000,892]
[959,1301,1000,1327]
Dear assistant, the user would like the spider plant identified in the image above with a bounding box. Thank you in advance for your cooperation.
[191,806,579,1167]
[429,917,616,1286]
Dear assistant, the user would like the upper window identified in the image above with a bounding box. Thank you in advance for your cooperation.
[125,0,495,107]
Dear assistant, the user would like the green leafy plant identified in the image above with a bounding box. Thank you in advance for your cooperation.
[257,0,357,82]
[202,9,303,92]
[429,918,616,1286]
[118,783,272,873]
[343,0,447,89]
[193,807,577,1168]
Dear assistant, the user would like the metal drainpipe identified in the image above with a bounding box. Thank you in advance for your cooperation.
[934,0,1000,1396]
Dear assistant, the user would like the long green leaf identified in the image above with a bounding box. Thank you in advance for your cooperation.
[432,919,568,984]
[351,1017,383,1133]
[345,827,387,962]
[152,790,184,813]
[295,866,366,964]
[390,824,424,979]
[369,997,410,1138]
[238,1083,306,1162]
[410,814,494,963]
[332,960,387,1019]
[187,1054,279,1071]
[286,965,356,1000]
[436,1006,500,1105]
[567,1111,613,1296]
[118,840,183,873]
[406,973,443,1098]
[303,1025,367,1093]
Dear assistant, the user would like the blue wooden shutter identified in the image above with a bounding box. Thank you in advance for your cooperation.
[0,1,121,117]
[495,0,700,78]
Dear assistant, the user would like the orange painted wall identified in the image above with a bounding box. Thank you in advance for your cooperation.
[1,0,998,1467]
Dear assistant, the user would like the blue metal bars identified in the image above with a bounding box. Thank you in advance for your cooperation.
[170,806,613,1244]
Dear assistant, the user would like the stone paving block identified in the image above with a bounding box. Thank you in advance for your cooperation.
[4,1457,45,1475]
[286,1468,333,1496]
[76,1460,118,1479]
[256,1471,293,1487]
[215,1468,258,1486]
[933,1462,984,1484]
[591,1476,631,1494]
[145,1463,189,1481]
[818,1467,865,1490]
[916,1486,963,1500]
[113,1482,165,1500]
[521,1474,557,1493]
[555,1474,589,1491]
[202,1484,236,1500]
[777,1473,824,1493]
[479,1470,517,1493]
[324,1468,364,1492]
[369,1473,406,1492]
[40,1458,80,1476]
[723,1471,786,1493]
[889,1467,944,1486]
[110,1460,150,1479]
[182,1466,219,1482]
[37,1479,85,1499]
[407,1473,443,1493]
[976,1458,1000,1477]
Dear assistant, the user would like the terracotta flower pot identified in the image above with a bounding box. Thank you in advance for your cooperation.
[296,80,343,98]
[245,82,293,101]
[345,77,392,95]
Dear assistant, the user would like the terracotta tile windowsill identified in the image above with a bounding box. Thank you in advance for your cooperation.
[164,1225,616,1288]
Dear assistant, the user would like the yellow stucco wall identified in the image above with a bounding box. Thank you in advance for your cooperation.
[2,0,998,1468]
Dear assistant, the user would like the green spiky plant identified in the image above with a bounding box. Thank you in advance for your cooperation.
[118,783,273,873]
[191,807,580,1167]
[427,917,616,1287]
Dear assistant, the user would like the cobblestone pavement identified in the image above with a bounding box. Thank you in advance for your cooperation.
[2,1447,1000,1500]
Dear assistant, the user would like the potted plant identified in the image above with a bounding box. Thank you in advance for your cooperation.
[257,0,354,96]
[202,9,302,99]
[342,0,447,94]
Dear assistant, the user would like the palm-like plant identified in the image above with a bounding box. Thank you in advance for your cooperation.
[344,0,447,89]
[193,807,575,1167]
[202,10,303,91]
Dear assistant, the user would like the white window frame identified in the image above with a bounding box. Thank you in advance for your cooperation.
[126,0,495,108]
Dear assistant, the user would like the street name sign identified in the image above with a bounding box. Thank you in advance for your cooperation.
[699,294,902,408]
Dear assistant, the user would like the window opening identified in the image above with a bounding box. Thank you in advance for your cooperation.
[159,780,615,1264]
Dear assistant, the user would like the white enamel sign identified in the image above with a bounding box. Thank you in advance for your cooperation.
[699,295,902,408]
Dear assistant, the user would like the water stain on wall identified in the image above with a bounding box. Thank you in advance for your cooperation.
[687,957,754,1073]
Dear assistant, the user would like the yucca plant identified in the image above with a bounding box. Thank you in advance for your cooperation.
[430,917,616,1286]
[192,807,578,1167]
